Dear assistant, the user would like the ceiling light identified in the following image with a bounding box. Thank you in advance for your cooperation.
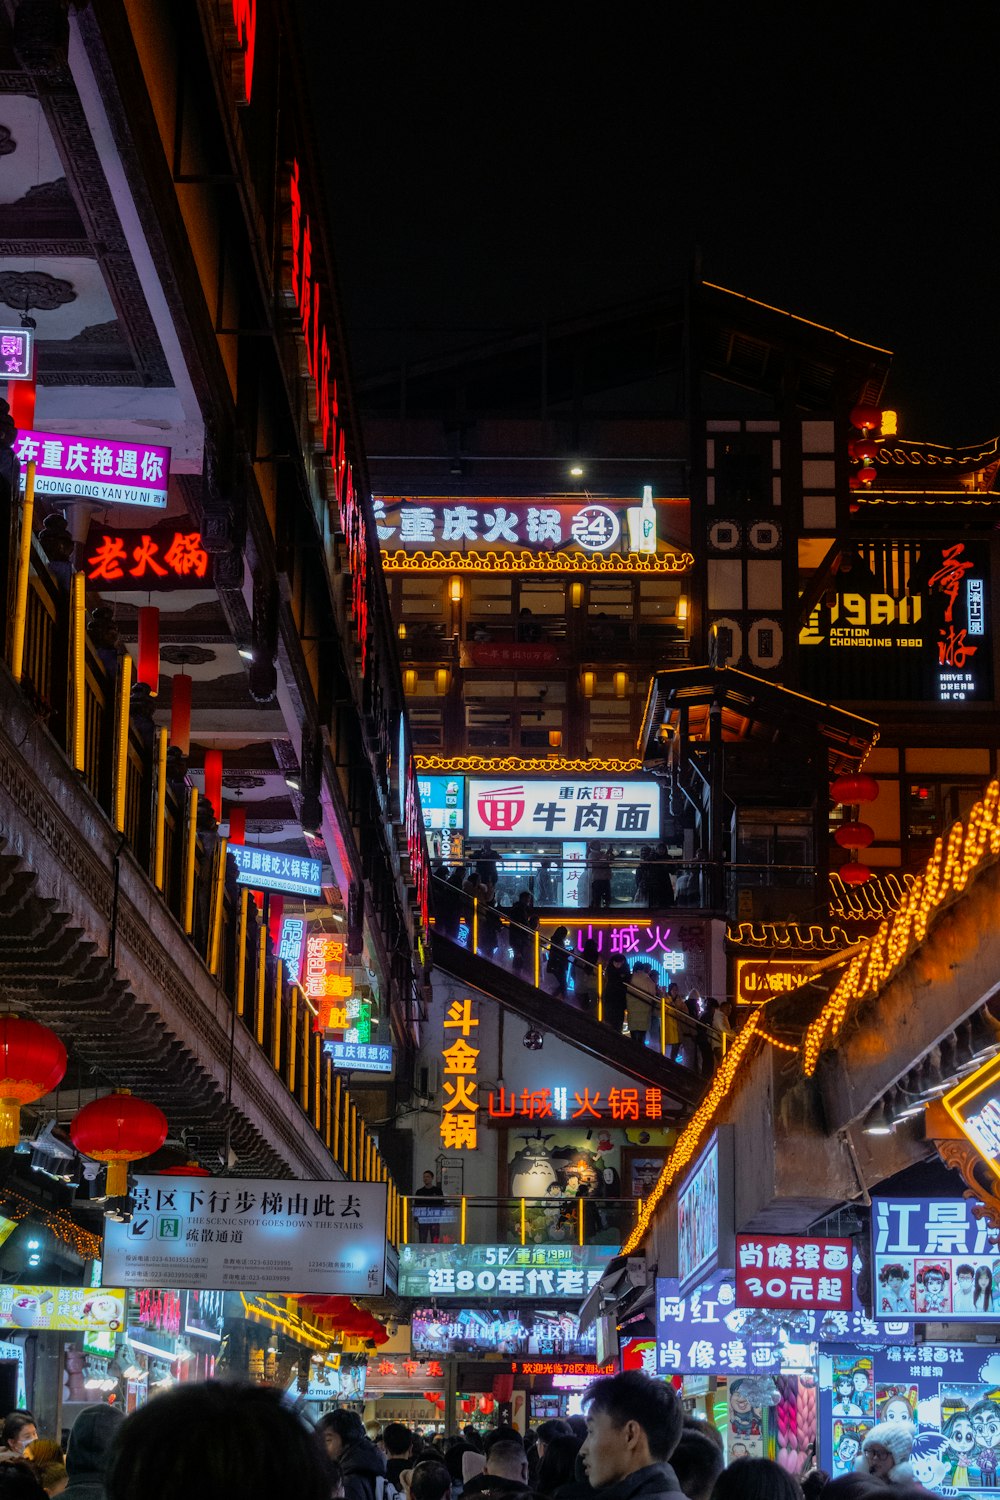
[862,1101,893,1135]
[238,648,255,662]
[285,775,300,791]
[569,465,585,478]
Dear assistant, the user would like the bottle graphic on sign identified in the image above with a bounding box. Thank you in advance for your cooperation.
[626,486,657,554]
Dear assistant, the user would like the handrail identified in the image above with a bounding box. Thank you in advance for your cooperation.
[398,1194,638,1247]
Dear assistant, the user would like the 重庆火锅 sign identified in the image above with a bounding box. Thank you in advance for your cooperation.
[397,1244,617,1299]
[102,1176,388,1294]
[736,1235,853,1311]
[16,430,170,509]
[467,778,660,840]
[376,492,665,557]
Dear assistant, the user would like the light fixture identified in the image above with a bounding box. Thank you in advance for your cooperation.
[523,1028,544,1051]
[569,465,585,478]
[238,648,255,662]
[569,582,583,609]
[581,670,596,699]
[676,596,689,623]
[613,671,628,700]
[435,668,450,696]
[862,1100,893,1135]
[403,667,418,696]
[285,775,301,792]
[26,1239,39,1250]
[397,622,407,641]
[548,730,562,749]
[448,576,463,604]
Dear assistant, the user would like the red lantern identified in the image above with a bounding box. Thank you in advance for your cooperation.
[0,1018,67,1148]
[857,465,877,485]
[461,1399,475,1414]
[70,1089,168,1197]
[157,1160,212,1176]
[203,749,223,822]
[229,807,246,844]
[850,405,882,432]
[834,821,875,850]
[840,862,871,886]
[830,774,879,805]
[848,438,879,462]
[137,608,160,693]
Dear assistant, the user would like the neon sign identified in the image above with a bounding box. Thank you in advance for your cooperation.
[276,918,305,981]
[86,530,209,585]
[375,491,660,556]
[441,998,480,1152]
[229,0,257,105]
[943,1053,1000,1176]
[0,328,32,379]
[229,843,322,898]
[488,1085,666,1122]
[16,430,171,509]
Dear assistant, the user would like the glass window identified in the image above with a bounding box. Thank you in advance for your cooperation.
[588,580,634,617]
[469,577,513,618]
[519,579,566,615]
[639,579,680,617]
[401,576,447,619]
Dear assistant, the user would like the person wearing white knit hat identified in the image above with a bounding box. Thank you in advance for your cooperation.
[855,1421,915,1484]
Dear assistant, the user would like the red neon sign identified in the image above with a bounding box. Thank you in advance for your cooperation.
[86,531,209,586]
[487,1085,664,1122]
[511,1361,614,1377]
[230,0,257,105]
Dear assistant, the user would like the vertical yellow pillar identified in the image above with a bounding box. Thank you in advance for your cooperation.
[153,728,168,890]
[71,571,87,772]
[235,889,249,1016]
[10,461,35,683]
[113,651,133,832]
[182,787,199,936]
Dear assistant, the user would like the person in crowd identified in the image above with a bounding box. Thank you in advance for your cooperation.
[634,848,652,905]
[603,952,631,1034]
[23,1443,65,1500]
[414,1169,445,1244]
[797,1470,827,1500]
[462,1431,484,1456]
[106,1384,328,1500]
[683,992,711,1075]
[0,1466,47,1500]
[536,1436,582,1498]
[817,1478,891,1500]
[536,858,557,905]
[668,1430,722,1500]
[711,1458,803,1500]
[464,1442,529,1500]
[384,1428,414,1490]
[475,843,501,897]
[1,1421,37,1461]
[646,845,675,908]
[588,844,613,909]
[508,891,536,974]
[546,926,571,999]
[680,1420,722,1454]
[854,1423,915,1485]
[673,864,699,907]
[626,963,658,1047]
[575,933,600,1011]
[534,1423,573,1465]
[666,983,690,1063]
[410,1462,452,1500]
[708,997,734,1062]
[316,1410,387,1500]
[579,1369,684,1500]
[461,1452,487,1491]
[565,1417,587,1444]
[62,1405,123,1500]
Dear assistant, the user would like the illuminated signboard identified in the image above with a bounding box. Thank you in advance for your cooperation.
[328,1042,393,1073]
[15,430,170,509]
[104,1176,388,1294]
[411,1306,597,1356]
[229,843,322,898]
[0,327,33,379]
[276,917,306,981]
[397,1243,617,1299]
[488,1083,669,1122]
[942,1052,1000,1176]
[86,529,210,587]
[228,0,257,104]
[183,1289,224,1342]
[441,998,480,1152]
[0,1285,124,1332]
[871,1196,997,1320]
[800,540,992,703]
[735,959,814,1006]
[467,778,660,840]
[375,490,662,556]
[736,1235,853,1311]
[677,1128,735,1296]
[512,1360,613,1376]
[304,935,347,997]
[417,776,465,832]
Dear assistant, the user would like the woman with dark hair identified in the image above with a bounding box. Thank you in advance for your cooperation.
[711,1457,803,1500]
[975,1263,994,1312]
[536,1436,582,1498]
[106,1382,332,1500]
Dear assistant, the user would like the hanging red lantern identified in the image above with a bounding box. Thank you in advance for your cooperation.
[203,750,223,822]
[840,862,872,886]
[0,1017,67,1148]
[849,405,882,432]
[834,821,875,850]
[137,608,160,693]
[479,1395,495,1415]
[461,1399,475,1414]
[856,464,877,485]
[70,1089,168,1197]
[830,773,879,805]
[157,1160,212,1177]
[169,673,192,754]
[848,438,879,462]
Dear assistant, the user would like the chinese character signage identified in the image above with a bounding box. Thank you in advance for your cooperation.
[467,778,660,840]
[942,1054,1000,1177]
[735,959,814,1006]
[229,843,322,898]
[183,1289,224,1341]
[488,1082,667,1123]
[376,494,664,557]
[0,1285,124,1332]
[800,540,992,704]
[0,328,33,379]
[328,1042,393,1073]
[102,1176,388,1294]
[441,998,480,1152]
[736,1236,853,1311]
[276,917,306,981]
[411,1306,598,1356]
[677,1129,734,1295]
[86,528,210,587]
[871,1197,998,1320]
[16,430,170,509]
[397,1244,617,1299]
[417,776,465,832]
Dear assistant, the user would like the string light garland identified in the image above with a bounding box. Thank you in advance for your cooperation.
[829,870,917,921]
[804,778,1000,1077]
[0,1188,101,1260]
[416,754,644,775]
[727,922,851,951]
[756,1030,801,1055]
[621,1011,763,1256]
[381,548,694,576]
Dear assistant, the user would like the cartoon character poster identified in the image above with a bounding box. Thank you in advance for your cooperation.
[832,1355,874,1419]
[876,1259,915,1316]
[915,1261,952,1317]
[831,1421,870,1476]
[876,1383,918,1426]
[727,1378,763,1438]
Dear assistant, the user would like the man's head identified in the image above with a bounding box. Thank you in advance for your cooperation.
[1,1415,36,1456]
[581,1371,683,1488]
[482,1427,521,1456]
[383,1425,413,1460]
[409,1462,451,1500]
[422,1172,435,1187]
[669,1430,724,1500]
[535,1420,572,1460]
[485,1441,528,1485]
[317,1409,367,1461]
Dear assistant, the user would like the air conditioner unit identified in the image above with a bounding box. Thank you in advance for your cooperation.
[415,1061,440,1102]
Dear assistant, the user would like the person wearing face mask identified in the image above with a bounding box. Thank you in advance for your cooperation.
[1,1416,38,1460]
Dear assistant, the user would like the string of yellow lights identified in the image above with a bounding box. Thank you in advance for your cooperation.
[380,548,694,575]
[726,921,851,950]
[803,778,1000,1077]
[756,1030,801,1055]
[0,1188,101,1261]
[415,754,644,775]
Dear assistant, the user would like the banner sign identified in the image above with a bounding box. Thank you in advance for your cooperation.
[417,776,465,832]
[736,1235,853,1311]
[677,1128,734,1295]
[0,327,33,379]
[468,778,660,840]
[871,1196,998,1320]
[102,1176,388,1294]
[16,429,170,509]
[375,492,663,557]
[328,1042,393,1073]
[0,1285,124,1332]
[735,959,814,1006]
[229,843,322,898]
[397,1244,616,1299]
[288,1363,367,1402]
[411,1306,598,1356]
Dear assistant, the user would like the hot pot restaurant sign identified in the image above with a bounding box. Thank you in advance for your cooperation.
[467,778,660,840]
[736,1236,853,1312]
[229,843,323,899]
[15,430,170,509]
[871,1197,998,1321]
[101,1177,388,1294]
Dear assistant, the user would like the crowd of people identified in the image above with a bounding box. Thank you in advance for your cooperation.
[0,1375,943,1500]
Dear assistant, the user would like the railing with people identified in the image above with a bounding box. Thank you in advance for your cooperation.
[399,1194,639,1247]
[430,874,729,1071]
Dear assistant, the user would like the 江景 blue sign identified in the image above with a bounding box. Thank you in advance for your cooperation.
[871,1196,997,1321]
[229,843,322,898]
[328,1042,393,1073]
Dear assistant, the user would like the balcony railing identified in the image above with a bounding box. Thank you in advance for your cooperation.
[399,1195,636,1247]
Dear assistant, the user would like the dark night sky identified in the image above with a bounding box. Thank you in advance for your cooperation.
[301,6,1000,445]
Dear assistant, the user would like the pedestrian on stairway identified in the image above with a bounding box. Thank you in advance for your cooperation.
[603,953,630,1034]
[546,927,571,999]
[626,964,657,1048]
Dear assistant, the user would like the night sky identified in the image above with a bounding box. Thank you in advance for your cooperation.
[303,7,999,445]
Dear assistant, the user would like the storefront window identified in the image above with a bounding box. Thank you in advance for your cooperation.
[907,781,984,842]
